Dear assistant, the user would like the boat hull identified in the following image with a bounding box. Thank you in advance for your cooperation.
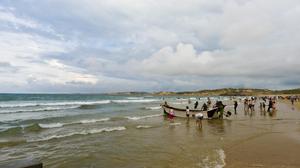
[161,104,220,119]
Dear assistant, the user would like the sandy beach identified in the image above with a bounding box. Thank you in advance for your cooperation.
[225,100,300,168]
[1,95,300,168]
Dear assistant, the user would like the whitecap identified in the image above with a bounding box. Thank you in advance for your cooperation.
[39,123,64,128]
[112,99,159,103]
[126,114,162,120]
[28,126,126,142]
[0,100,111,108]
[136,125,152,129]
[79,118,110,124]
[169,122,181,126]
[126,97,144,100]
[0,106,79,114]
[145,106,161,110]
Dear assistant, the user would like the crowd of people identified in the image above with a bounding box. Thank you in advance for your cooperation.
[164,95,299,128]
[240,96,278,115]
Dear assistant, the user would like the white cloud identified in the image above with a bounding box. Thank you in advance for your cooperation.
[0,9,38,29]
[0,30,98,88]
[1,0,300,92]
[132,43,215,75]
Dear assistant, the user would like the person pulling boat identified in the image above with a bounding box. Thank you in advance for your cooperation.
[195,112,204,128]
[186,106,190,118]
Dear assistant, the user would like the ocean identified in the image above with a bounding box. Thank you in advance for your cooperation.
[1,94,298,167]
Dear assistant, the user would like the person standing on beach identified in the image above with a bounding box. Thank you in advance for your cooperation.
[268,98,273,112]
[216,101,225,119]
[194,101,199,109]
[272,99,276,111]
[207,97,212,108]
[188,98,191,104]
[250,99,255,112]
[201,103,208,111]
[234,101,238,114]
[259,102,263,115]
[195,113,203,129]
[244,98,248,114]
[291,96,295,105]
[186,106,190,118]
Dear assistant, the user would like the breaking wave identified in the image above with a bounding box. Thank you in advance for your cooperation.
[0,106,79,114]
[126,97,144,100]
[0,123,43,136]
[0,99,158,109]
[112,99,159,103]
[38,123,64,128]
[136,125,152,129]
[0,100,111,108]
[126,114,162,120]
[144,106,161,110]
[28,126,126,142]
[169,122,181,126]
[38,118,110,128]
[78,118,110,124]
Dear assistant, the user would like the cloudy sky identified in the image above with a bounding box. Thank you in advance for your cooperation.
[0,0,300,93]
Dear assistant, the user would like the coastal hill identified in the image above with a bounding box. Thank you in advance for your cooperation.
[153,88,300,96]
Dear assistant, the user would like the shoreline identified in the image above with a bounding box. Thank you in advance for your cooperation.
[225,101,300,168]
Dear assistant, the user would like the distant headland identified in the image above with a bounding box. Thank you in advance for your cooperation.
[108,88,300,96]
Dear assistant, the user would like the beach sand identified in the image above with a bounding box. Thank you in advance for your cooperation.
[226,133,300,168]
[225,101,300,168]
[294,101,300,111]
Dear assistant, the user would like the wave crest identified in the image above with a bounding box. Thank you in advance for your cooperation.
[126,114,162,120]
[136,125,152,129]
[79,118,110,124]
[0,106,79,114]
[38,123,64,128]
[145,106,161,110]
[112,99,158,103]
[0,100,111,108]
[28,126,126,142]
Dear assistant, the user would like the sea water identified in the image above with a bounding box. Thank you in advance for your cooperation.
[1,94,299,167]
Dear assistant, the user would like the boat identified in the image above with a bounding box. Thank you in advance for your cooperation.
[161,104,229,119]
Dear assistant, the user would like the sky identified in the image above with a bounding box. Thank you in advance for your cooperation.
[0,0,300,93]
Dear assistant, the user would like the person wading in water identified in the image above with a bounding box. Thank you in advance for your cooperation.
[234,101,238,114]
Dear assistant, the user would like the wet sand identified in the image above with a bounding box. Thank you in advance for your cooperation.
[225,101,300,168]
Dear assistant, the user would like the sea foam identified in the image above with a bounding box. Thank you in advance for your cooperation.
[126,114,162,120]
[136,125,152,129]
[145,106,161,110]
[79,118,110,124]
[0,100,111,108]
[38,118,111,128]
[112,99,159,103]
[28,126,126,142]
[0,106,79,114]
[38,123,64,128]
[198,149,226,168]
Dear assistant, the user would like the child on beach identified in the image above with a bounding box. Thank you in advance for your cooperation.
[169,109,175,120]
